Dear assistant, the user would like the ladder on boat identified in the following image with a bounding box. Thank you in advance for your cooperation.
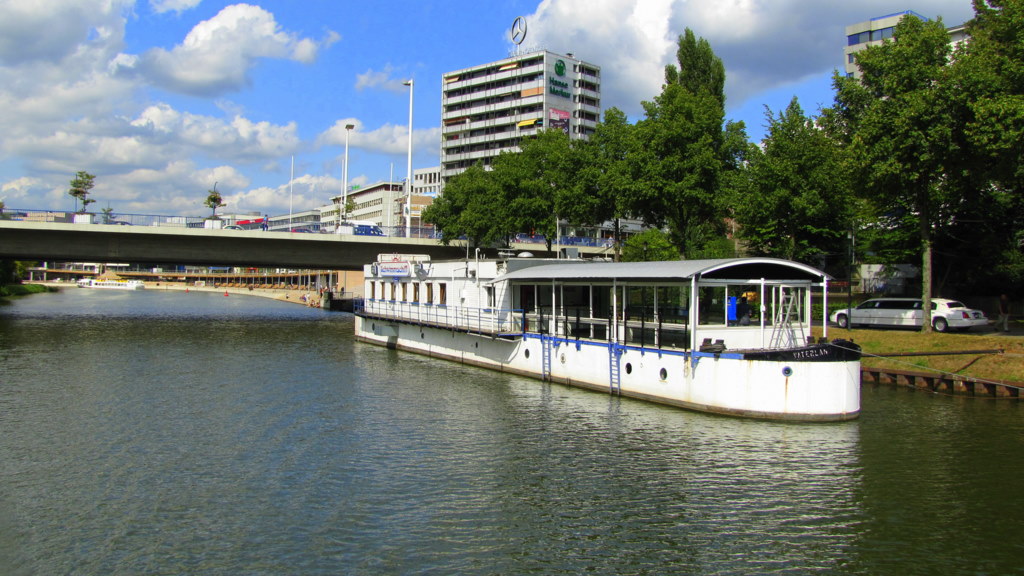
[541,335,552,381]
[769,288,798,349]
[608,343,622,395]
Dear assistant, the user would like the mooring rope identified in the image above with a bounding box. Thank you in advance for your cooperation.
[827,341,1023,392]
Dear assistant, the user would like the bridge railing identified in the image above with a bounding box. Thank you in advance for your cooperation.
[356,298,524,335]
[1,208,207,228]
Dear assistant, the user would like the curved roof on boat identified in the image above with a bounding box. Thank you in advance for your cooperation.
[492,257,829,284]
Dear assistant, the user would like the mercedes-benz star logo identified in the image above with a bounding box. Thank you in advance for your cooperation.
[511,17,527,45]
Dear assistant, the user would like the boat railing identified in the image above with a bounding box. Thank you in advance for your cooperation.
[356,299,524,335]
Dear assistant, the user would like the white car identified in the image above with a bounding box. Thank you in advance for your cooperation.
[830,298,988,332]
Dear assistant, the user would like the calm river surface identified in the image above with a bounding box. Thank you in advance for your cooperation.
[1,288,1022,575]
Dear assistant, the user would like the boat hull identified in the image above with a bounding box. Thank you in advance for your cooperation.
[355,316,860,422]
[76,279,145,290]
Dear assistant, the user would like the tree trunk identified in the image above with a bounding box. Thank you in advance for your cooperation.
[920,216,933,333]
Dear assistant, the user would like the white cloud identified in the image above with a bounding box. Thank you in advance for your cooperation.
[125,4,333,96]
[149,0,202,15]
[317,120,440,157]
[0,0,132,64]
[355,65,411,93]
[129,103,300,162]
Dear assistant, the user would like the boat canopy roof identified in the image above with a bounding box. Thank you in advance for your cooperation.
[492,257,829,284]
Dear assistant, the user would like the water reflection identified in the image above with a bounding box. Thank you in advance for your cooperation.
[1,289,1021,575]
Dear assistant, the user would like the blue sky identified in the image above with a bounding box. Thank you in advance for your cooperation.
[0,0,976,217]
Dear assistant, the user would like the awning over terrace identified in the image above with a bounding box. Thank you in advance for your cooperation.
[490,257,830,285]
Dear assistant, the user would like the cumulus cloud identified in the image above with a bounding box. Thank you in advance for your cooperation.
[122,4,334,96]
[525,0,976,118]
[130,103,300,161]
[0,0,131,64]
[355,65,412,93]
[317,120,440,157]
[149,0,203,15]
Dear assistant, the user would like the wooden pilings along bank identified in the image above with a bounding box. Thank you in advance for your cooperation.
[862,367,1023,399]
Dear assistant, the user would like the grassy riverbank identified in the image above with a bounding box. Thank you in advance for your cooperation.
[0,283,55,298]
[819,325,1024,383]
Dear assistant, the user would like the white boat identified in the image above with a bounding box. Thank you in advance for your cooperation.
[76,278,145,290]
[355,254,861,422]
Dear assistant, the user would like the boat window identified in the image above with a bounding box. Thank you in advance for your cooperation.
[658,286,689,325]
[486,286,495,308]
[728,285,759,325]
[439,283,447,306]
[370,281,376,300]
[626,286,655,323]
[698,286,726,325]
[516,285,536,312]
[413,283,420,303]
[388,281,396,301]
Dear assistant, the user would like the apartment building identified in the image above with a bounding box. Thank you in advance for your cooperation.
[440,50,601,181]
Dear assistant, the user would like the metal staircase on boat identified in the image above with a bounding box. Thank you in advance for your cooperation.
[541,335,552,381]
[608,343,621,395]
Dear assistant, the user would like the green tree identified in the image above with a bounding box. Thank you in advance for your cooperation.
[738,98,852,267]
[68,171,96,213]
[831,15,957,331]
[205,186,226,220]
[630,29,737,257]
[945,0,1024,292]
[621,228,678,262]
[577,107,639,260]
[492,130,577,252]
[422,163,508,247]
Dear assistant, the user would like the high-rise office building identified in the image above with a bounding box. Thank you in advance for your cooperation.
[440,50,601,182]
[845,10,968,78]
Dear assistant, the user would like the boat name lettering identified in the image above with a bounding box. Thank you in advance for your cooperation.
[378,262,411,277]
[792,348,829,360]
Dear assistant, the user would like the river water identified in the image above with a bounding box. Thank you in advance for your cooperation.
[0,288,1021,575]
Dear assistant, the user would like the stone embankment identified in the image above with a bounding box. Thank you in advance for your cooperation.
[38,280,348,309]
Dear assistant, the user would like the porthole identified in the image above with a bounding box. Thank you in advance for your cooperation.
[782,366,793,377]
[525,349,531,359]
[474,342,479,348]
[625,363,633,374]
[560,353,566,364]
[659,368,667,381]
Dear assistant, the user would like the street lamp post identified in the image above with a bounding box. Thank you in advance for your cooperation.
[342,123,354,226]
[403,79,414,239]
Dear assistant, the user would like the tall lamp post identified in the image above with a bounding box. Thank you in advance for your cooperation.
[342,123,354,226]
[403,79,414,238]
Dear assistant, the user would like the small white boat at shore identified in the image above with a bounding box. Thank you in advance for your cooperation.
[355,253,861,422]
[76,278,145,290]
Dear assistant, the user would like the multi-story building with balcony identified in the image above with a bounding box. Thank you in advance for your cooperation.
[440,50,601,182]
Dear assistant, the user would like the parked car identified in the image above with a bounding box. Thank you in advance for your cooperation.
[830,298,988,332]
[223,225,243,230]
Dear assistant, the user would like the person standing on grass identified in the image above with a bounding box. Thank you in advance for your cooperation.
[996,294,1010,332]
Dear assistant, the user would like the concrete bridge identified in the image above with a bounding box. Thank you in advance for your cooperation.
[0,221,474,270]
[0,221,611,270]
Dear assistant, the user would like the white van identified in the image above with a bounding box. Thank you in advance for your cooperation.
[831,298,988,332]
